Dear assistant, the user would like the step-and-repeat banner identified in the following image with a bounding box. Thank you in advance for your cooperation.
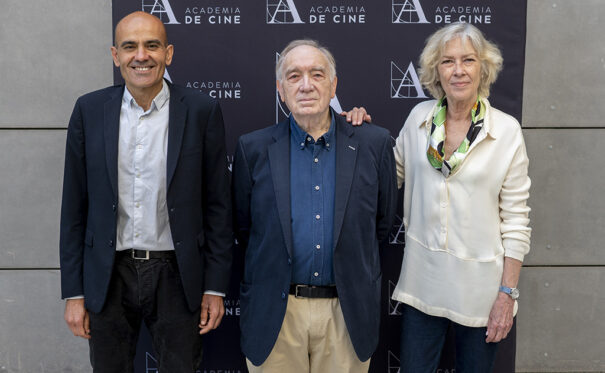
[112,1,527,372]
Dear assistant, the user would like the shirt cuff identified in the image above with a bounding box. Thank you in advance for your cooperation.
[203,290,225,297]
[65,295,84,300]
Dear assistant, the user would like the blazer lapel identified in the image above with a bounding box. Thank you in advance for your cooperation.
[166,84,187,188]
[268,120,294,257]
[333,116,358,249]
[103,87,123,199]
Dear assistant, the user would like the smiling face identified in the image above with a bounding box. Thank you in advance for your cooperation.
[111,12,173,97]
[276,45,337,122]
[438,36,481,107]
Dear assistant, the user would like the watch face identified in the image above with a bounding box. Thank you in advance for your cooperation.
[511,288,520,299]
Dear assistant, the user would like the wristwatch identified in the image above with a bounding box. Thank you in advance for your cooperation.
[499,285,520,300]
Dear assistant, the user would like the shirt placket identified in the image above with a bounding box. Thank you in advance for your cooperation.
[439,178,449,248]
[310,138,324,285]
[132,108,146,248]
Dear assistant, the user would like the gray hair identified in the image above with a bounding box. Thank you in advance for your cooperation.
[418,22,503,99]
[275,39,337,82]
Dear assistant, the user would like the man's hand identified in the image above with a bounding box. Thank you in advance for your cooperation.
[64,298,90,339]
[485,292,514,343]
[340,107,372,126]
[199,294,225,335]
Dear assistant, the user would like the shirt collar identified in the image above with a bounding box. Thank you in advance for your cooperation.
[122,80,170,113]
[419,97,496,139]
[289,112,335,150]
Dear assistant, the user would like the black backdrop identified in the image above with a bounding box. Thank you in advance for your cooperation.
[111,1,527,372]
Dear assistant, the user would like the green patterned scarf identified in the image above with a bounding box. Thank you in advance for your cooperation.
[426,96,485,177]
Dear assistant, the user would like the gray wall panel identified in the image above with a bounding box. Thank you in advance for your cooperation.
[524,128,605,266]
[516,267,605,371]
[0,0,112,128]
[0,130,65,268]
[0,270,91,373]
[523,0,605,127]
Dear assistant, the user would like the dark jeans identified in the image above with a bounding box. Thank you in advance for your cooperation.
[88,252,202,373]
[400,304,498,373]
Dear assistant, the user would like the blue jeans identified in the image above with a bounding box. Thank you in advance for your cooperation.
[400,304,498,373]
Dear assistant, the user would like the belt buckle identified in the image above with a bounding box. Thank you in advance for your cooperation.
[131,249,149,260]
[294,284,305,298]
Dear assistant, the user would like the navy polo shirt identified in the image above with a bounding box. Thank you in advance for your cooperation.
[289,114,336,286]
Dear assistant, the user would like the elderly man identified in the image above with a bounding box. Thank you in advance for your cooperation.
[232,39,397,373]
[60,11,232,372]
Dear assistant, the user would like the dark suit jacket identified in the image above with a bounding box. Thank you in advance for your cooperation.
[60,82,232,313]
[232,112,397,365]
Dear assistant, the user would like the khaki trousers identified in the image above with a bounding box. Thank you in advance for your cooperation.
[246,295,370,373]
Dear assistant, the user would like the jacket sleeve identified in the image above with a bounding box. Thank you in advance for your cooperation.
[376,133,398,243]
[60,98,88,299]
[201,99,233,293]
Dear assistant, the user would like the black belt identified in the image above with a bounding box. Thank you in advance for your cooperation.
[117,249,176,260]
[289,284,338,298]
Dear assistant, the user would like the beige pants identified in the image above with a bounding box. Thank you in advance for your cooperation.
[246,295,370,373]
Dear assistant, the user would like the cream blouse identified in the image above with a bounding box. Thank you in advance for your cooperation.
[391,98,531,327]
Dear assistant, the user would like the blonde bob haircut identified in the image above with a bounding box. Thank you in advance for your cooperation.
[419,22,503,99]
[275,39,337,82]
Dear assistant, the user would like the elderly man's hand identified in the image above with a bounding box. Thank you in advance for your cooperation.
[64,298,90,339]
[485,292,514,343]
[340,107,372,126]
[199,294,225,335]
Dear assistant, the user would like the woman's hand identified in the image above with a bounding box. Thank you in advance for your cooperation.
[340,107,372,126]
[485,291,515,343]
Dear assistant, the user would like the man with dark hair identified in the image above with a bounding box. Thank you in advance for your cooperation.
[60,11,232,372]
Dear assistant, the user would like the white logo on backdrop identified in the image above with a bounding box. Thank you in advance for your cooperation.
[142,0,181,24]
[267,0,305,24]
[392,0,429,24]
[391,61,428,99]
[390,213,405,244]
[388,350,401,373]
[388,280,404,315]
[145,352,158,372]
[275,52,342,123]
[434,5,493,24]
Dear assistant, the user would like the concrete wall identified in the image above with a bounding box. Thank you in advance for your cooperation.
[517,0,605,371]
[0,0,603,372]
[0,0,112,372]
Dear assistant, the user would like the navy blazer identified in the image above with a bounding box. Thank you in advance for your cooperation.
[232,112,397,365]
[60,82,233,313]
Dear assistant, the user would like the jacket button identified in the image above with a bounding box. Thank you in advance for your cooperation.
[112,204,116,211]
[175,241,181,246]
[108,240,113,247]
[170,207,175,212]
[287,258,292,265]
[281,292,286,299]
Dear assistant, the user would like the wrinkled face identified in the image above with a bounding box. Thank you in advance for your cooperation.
[111,14,173,95]
[277,45,337,120]
[438,37,481,105]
